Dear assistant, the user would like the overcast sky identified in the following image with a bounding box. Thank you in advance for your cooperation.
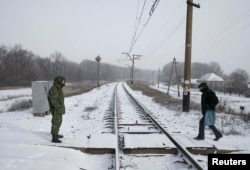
[0,0,250,74]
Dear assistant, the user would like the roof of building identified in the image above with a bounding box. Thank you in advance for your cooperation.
[199,73,224,82]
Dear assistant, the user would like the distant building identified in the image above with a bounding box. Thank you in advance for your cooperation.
[190,79,199,88]
[248,82,250,89]
[198,73,224,90]
[180,78,199,88]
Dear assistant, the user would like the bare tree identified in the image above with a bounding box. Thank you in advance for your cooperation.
[0,45,8,86]
[0,44,154,87]
[230,69,249,95]
[49,51,68,77]
[208,62,224,76]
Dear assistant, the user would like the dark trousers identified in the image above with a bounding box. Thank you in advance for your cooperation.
[198,115,222,138]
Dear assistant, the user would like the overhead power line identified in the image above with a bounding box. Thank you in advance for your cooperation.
[194,9,250,56]
[141,0,184,53]
[128,0,161,53]
[149,0,160,16]
[129,0,147,53]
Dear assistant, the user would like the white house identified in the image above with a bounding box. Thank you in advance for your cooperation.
[198,73,224,90]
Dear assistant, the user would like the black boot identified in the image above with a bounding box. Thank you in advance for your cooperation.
[194,136,204,140]
[214,134,223,141]
[57,134,64,138]
[52,135,62,143]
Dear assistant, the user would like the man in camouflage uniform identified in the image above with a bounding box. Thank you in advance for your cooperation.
[48,76,65,143]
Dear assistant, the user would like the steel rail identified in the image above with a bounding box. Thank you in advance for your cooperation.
[113,84,120,170]
[122,83,204,170]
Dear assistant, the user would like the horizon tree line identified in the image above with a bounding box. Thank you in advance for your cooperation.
[0,44,249,96]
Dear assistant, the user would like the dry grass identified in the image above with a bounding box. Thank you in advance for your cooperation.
[127,82,201,112]
[127,82,182,110]
[63,81,97,97]
[4,81,100,112]
[127,82,250,136]
[8,99,32,112]
[64,81,109,97]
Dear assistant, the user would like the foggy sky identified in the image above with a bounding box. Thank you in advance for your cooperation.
[0,0,250,74]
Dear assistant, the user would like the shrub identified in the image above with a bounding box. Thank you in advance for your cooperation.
[8,99,32,112]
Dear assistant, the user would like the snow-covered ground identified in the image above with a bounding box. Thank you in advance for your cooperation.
[0,88,32,113]
[0,82,250,170]
[152,83,250,113]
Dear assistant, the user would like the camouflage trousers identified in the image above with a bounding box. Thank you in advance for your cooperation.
[51,111,63,135]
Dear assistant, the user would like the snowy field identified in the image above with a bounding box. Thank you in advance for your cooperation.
[0,88,32,113]
[152,83,250,114]
[0,82,250,170]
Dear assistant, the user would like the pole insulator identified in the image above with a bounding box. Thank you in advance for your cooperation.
[186,1,200,8]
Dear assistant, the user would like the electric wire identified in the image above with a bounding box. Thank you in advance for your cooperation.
[127,0,250,69]
[193,9,250,57]
[128,0,160,53]
[129,0,147,53]
[133,0,160,46]
[132,0,160,50]
[147,17,185,57]
[133,0,140,32]
[140,0,184,54]
[148,0,250,63]
[194,21,250,59]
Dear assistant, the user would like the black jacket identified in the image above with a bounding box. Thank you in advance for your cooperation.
[200,86,219,115]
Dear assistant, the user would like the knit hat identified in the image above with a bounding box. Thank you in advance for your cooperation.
[198,82,207,88]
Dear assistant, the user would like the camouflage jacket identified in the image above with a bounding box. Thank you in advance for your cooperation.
[48,76,65,114]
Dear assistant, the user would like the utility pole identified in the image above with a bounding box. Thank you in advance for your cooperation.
[167,57,180,97]
[158,68,160,88]
[182,0,200,112]
[121,53,142,85]
[175,59,180,97]
[152,71,154,85]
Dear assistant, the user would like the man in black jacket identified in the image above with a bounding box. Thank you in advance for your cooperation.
[195,82,223,141]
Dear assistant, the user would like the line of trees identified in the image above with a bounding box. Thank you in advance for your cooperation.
[162,61,225,79]
[1,44,249,96]
[0,44,154,87]
[162,61,250,96]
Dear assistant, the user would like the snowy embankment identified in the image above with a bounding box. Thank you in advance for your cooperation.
[151,84,250,114]
[0,84,117,170]
[150,84,250,136]
[0,88,32,113]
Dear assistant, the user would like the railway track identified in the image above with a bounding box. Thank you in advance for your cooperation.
[112,82,204,170]
[58,82,238,169]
